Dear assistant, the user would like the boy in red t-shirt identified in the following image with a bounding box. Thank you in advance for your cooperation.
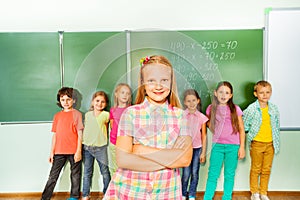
[41,87,84,200]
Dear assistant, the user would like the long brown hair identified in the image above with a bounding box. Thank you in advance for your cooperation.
[209,81,239,134]
[135,55,181,108]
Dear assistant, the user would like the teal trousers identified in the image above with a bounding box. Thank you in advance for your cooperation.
[204,143,240,200]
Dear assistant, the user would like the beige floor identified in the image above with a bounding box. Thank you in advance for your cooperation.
[1,192,300,200]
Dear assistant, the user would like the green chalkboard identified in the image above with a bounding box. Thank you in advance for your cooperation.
[0,30,262,122]
[63,32,127,112]
[129,30,262,110]
[0,33,60,122]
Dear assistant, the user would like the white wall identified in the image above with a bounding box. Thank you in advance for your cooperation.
[0,0,299,32]
[1,0,300,193]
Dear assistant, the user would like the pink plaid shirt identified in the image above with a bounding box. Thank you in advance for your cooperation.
[184,109,209,148]
[104,98,190,199]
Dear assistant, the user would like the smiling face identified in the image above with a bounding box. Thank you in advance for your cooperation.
[60,95,74,111]
[184,94,200,113]
[214,85,233,106]
[142,63,172,105]
[92,95,107,112]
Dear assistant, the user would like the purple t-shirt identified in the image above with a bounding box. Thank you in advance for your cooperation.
[206,104,243,145]
[109,107,127,145]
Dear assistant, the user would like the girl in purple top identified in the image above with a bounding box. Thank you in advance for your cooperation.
[181,89,208,200]
[204,81,246,200]
[109,83,132,176]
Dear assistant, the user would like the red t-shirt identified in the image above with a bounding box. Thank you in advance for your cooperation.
[51,109,84,154]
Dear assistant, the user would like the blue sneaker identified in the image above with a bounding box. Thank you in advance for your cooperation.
[67,198,78,200]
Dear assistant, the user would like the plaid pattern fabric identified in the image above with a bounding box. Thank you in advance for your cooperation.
[184,109,208,148]
[243,100,280,154]
[104,98,188,199]
[118,98,189,149]
[104,168,181,200]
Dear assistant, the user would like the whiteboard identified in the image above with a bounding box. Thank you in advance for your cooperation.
[265,8,300,130]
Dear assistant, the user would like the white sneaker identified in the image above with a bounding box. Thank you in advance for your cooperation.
[260,194,270,200]
[251,193,261,200]
[182,196,186,200]
[189,197,196,200]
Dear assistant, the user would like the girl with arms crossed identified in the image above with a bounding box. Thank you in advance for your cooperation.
[104,55,192,199]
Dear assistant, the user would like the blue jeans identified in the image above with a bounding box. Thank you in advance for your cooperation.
[181,147,202,197]
[204,143,239,200]
[41,154,81,200]
[82,145,111,197]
